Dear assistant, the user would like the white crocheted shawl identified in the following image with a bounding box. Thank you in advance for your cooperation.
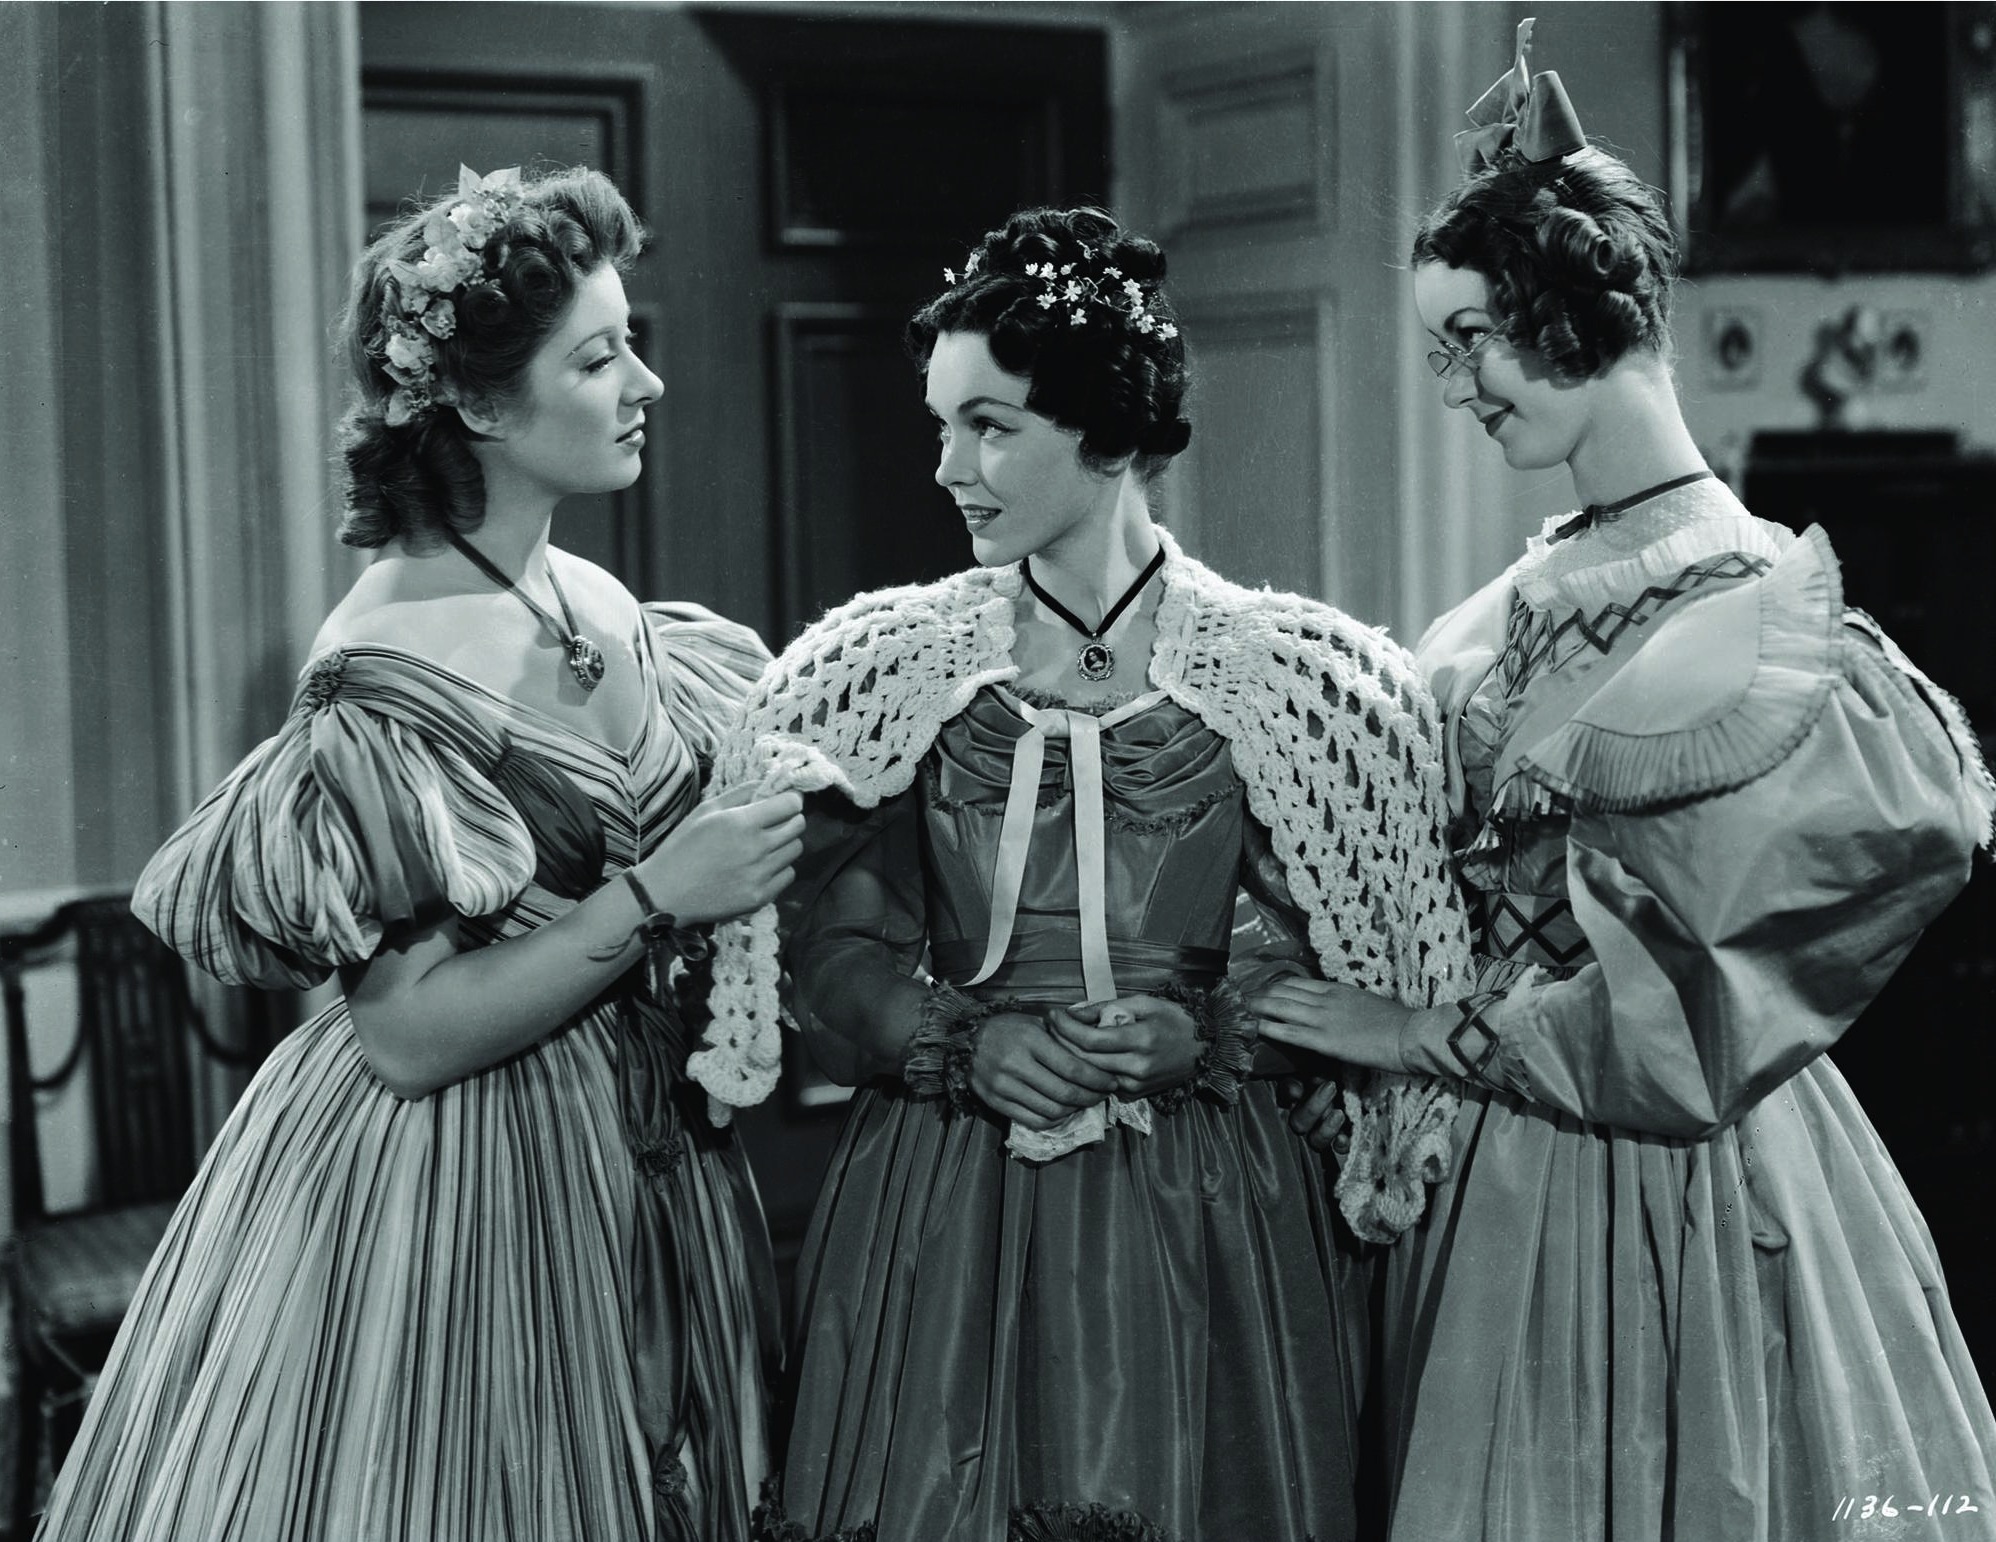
[694,529,1473,1238]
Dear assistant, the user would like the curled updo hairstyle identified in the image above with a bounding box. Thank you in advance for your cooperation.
[336,167,645,548]
[1412,146,1677,379]
[908,207,1191,481]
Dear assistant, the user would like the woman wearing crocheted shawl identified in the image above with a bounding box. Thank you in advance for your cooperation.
[694,208,1468,1542]
[38,168,804,1542]
[1253,23,1996,1542]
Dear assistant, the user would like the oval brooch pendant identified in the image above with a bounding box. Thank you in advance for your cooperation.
[1076,642,1115,682]
[568,635,607,694]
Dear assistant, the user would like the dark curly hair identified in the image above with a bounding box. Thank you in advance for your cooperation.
[1411,146,1677,380]
[908,207,1191,482]
[335,167,645,549]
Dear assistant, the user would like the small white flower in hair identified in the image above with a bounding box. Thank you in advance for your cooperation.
[415,243,479,292]
[1136,314,1155,335]
[385,330,435,374]
[1070,309,1086,326]
[944,267,957,285]
[1060,263,1074,276]
[1105,266,1122,279]
[1038,292,1056,309]
[1160,322,1179,339]
[448,200,499,249]
[1064,280,1083,301]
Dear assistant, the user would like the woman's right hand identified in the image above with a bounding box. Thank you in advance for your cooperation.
[633,785,806,925]
[971,1012,1120,1130]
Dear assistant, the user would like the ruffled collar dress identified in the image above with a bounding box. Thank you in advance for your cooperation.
[1390,479,1996,1541]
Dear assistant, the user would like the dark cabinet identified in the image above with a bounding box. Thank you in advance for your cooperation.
[1747,431,1996,1373]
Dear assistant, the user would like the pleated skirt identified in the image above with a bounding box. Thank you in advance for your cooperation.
[36,998,771,1542]
[776,1081,1370,1542]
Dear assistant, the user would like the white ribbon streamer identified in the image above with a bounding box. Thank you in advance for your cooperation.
[965,689,1167,1005]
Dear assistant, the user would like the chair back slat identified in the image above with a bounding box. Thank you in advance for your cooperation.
[3,943,50,1226]
[69,900,197,1205]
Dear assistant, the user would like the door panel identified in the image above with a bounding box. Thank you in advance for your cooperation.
[701,10,1108,639]
[773,304,964,625]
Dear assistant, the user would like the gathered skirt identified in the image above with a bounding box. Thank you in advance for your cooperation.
[36,998,774,1542]
[777,1080,1369,1542]
[1379,1054,1996,1542]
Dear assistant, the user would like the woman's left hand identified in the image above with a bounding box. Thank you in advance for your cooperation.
[1250,977,1417,1073]
[1046,995,1203,1099]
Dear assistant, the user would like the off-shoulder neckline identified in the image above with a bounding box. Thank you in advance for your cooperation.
[299,630,656,764]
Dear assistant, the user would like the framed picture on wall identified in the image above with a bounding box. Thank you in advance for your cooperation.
[1667,1,1996,273]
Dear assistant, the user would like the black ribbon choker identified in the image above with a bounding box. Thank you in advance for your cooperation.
[1021,545,1167,683]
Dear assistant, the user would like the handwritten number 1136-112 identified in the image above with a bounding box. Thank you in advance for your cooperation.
[1834,1495,1982,1521]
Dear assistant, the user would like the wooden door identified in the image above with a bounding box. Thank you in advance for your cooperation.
[700,11,1109,639]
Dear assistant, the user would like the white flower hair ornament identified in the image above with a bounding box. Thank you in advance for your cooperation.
[941,244,1179,339]
[376,165,527,427]
[1022,254,1178,338]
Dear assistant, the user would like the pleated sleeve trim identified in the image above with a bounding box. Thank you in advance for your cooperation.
[1497,525,1843,816]
[642,601,773,766]
[132,650,537,990]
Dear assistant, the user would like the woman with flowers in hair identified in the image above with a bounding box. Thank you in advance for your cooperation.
[36,166,803,1542]
[699,205,1470,1542]
[1252,22,1996,1541]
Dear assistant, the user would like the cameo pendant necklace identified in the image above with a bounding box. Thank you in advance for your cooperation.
[445,528,608,693]
[1022,544,1166,683]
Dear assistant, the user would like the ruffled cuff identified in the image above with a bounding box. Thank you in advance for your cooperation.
[1151,980,1259,1114]
[901,981,993,1115]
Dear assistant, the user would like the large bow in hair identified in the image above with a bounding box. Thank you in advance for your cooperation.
[1455,18,1588,174]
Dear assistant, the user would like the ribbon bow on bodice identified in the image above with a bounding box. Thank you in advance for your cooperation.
[963,688,1172,1161]
[1456,17,1589,174]
[964,689,1170,1006]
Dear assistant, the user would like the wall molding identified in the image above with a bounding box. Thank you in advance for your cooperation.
[1156,47,1327,238]
[1171,294,1338,600]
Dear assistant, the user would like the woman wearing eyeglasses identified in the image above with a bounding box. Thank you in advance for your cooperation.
[1251,22,1996,1542]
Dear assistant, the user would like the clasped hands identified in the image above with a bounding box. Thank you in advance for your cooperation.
[967,976,1454,1144]
[969,996,1199,1131]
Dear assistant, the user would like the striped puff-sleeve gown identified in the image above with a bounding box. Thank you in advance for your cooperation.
[36,603,777,1542]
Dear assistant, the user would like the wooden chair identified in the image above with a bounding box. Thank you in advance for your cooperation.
[2,896,260,1536]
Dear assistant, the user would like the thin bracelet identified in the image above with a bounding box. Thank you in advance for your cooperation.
[589,870,711,997]
[624,869,667,925]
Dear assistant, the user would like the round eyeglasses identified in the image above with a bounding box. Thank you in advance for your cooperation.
[1427,331,1497,379]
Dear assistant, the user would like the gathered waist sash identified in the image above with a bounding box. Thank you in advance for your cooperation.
[931,932,1228,1005]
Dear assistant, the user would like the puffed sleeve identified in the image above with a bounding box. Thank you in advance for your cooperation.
[1232,815,1322,996]
[643,601,773,768]
[779,786,933,1087]
[132,673,536,991]
[1415,618,1990,1141]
